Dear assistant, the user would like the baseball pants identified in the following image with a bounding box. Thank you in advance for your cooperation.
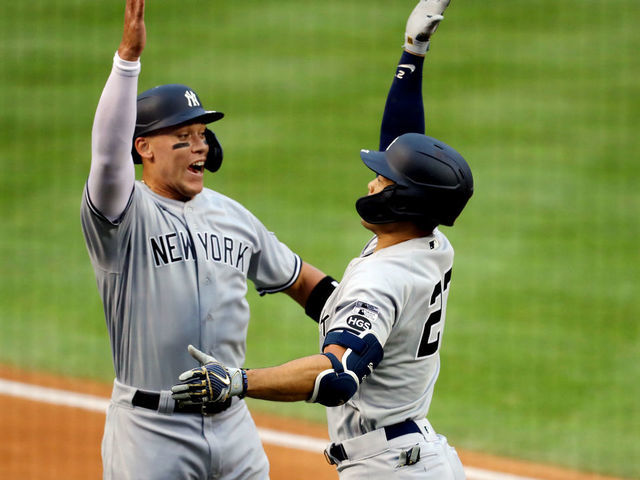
[102,379,269,480]
[330,419,465,480]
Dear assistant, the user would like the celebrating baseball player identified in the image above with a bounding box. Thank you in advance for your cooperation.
[172,1,473,479]
[80,0,339,478]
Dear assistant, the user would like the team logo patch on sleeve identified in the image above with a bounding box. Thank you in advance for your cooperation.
[342,301,379,331]
[346,315,372,332]
[350,301,380,322]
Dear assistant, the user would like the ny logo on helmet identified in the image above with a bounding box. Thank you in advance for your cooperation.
[184,90,200,107]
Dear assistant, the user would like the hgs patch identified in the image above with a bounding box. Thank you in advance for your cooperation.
[346,315,372,332]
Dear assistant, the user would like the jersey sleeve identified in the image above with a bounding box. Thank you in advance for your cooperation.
[325,264,397,348]
[246,215,301,295]
[80,183,137,273]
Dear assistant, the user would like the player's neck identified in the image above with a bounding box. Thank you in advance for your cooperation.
[367,222,433,251]
[374,232,419,251]
[141,175,197,202]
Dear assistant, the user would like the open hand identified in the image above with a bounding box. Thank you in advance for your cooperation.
[171,345,247,406]
[118,0,146,61]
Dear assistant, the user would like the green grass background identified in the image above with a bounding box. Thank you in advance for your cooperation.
[1,0,639,478]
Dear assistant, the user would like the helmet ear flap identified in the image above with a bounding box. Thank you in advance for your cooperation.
[131,141,142,164]
[204,129,223,172]
[388,190,413,214]
[355,186,398,224]
[357,184,437,228]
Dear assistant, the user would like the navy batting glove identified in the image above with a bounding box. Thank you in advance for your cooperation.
[171,345,247,405]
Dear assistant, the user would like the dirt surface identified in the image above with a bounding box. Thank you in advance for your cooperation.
[0,365,625,480]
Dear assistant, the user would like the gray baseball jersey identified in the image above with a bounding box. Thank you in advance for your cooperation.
[82,52,302,480]
[81,181,301,391]
[319,230,453,444]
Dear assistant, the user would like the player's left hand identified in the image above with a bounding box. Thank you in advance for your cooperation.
[118,0,146,61]
[171,345,246,405]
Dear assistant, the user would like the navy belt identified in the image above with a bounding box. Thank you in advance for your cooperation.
[325,420,422,464]
[132,390,232,415]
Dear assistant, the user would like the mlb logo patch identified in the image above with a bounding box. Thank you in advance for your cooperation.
[350,301,379,322]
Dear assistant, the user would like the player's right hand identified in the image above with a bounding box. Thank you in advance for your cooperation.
[118,0,146,61]
[171,345,246,405]
[171,360,232,405]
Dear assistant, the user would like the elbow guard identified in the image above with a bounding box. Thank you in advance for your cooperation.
[323,329,384,381]
[307,330,384,407]
[307,353,358,407]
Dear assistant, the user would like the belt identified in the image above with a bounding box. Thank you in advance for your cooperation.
[132,390,232,415]
[325,420,422,465]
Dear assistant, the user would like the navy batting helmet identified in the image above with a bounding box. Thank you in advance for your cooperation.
[132,84,225,172]
[356,133,473,228]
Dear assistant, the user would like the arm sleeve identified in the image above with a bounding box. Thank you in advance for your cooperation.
[87,52,140,223]
[379,51,425,150]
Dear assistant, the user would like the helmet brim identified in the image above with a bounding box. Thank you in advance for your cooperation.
[135,110,224,138]
[359,149,405,186]
[194,110,224,124]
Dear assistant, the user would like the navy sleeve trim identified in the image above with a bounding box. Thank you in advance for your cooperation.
[256,254,302,296]
[84,181,134,226]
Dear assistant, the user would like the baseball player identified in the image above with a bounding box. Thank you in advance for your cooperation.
[171,1,472,479]
[80,1,338,478]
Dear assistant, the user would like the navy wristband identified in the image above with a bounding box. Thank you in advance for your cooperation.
[305,276,338,322]
[238,369,248,399]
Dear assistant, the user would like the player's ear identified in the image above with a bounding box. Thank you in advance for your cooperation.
[134,136,154,162]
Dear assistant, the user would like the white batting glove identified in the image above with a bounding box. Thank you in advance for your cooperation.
[404,0,451,55]
[171,345,247,405]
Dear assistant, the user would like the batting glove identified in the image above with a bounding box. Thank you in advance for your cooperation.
[171,345,247,405]
[404,0,451,55]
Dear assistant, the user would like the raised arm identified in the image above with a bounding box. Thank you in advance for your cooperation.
[378,0,449,150]
[87,0,146,222]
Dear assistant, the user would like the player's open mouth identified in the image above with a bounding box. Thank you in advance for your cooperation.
[188,160,205,174]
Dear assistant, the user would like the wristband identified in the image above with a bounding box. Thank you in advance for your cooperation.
[305,276,338,322]
[238,368,248,399]
[113,51,141,76]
